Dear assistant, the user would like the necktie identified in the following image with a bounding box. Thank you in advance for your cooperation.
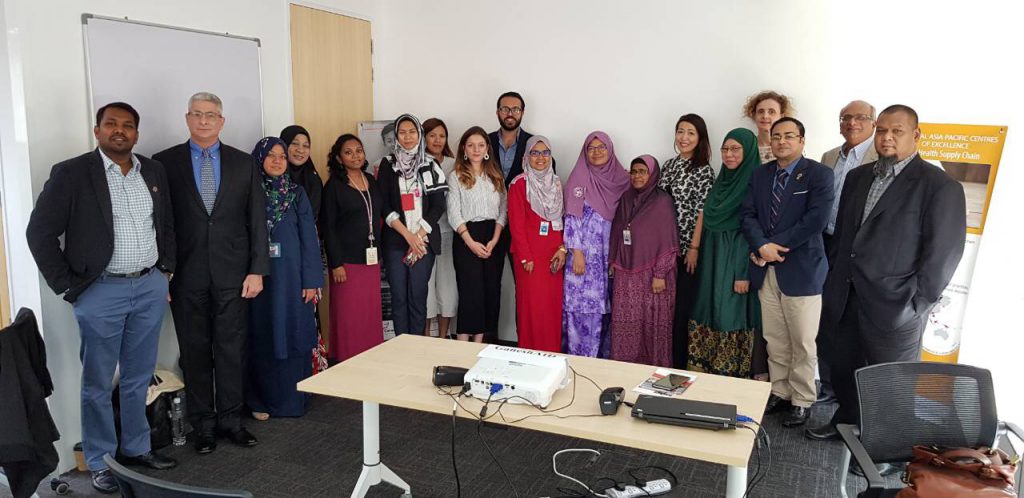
[199,149,216,214]
[769,169,789,231]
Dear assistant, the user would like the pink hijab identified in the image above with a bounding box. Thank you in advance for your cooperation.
[563,131,630,221]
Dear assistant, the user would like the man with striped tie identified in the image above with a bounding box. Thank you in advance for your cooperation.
[741,117,834,428]
[155,92,268,454]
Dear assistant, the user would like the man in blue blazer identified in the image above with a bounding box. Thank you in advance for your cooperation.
[741,117,834,427]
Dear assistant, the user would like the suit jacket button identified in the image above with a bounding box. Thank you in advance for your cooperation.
[208,221,214,226]
[850,253,856,258]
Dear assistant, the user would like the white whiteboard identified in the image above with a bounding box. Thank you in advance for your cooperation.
[83,15,264,157]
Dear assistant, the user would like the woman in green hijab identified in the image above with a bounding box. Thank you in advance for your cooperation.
[687,128,762,378]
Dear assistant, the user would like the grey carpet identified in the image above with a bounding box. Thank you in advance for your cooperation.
[5,395,898,497]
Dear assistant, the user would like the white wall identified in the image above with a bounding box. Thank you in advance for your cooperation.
[4,0,1022,473]
[366,0,1024,421]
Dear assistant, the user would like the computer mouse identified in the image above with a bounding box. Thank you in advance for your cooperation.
[599,387,625,415]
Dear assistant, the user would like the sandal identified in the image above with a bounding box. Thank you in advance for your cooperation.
[251,411,270,421]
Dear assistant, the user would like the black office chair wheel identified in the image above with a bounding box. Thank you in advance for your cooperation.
[49,477,71,495]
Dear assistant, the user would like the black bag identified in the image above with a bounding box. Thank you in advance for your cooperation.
[111,383,181,450]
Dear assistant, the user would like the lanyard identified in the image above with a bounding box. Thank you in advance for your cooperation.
[352,173,375,247]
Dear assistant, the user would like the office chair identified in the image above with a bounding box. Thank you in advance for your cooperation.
[102,454,253,498]
[836,361,1024,498]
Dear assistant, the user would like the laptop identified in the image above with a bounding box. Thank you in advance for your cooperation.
[630,395,737,431]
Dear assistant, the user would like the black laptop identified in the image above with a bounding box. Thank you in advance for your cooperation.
[630,395,737,431]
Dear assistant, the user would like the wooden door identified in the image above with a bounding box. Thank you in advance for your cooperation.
[0,205,10,326]
[290,4,373,181]
[289,4,374,349]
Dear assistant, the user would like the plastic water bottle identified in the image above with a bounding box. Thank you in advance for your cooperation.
[170,396,186,446]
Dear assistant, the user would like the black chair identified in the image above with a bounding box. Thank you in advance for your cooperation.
[836,361,1024,498]
[102,454,253,498]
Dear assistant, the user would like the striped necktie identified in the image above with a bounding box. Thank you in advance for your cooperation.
[769,169,789,231]
[199,149,216,214]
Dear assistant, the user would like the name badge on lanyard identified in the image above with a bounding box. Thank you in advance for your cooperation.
[269,242,282,258]
[539,221,550,236]
[623,228,632,246]
[401,193,415,211]
[366,247,379,265]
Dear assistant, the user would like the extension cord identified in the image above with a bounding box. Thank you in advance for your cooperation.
[604,478,672,497]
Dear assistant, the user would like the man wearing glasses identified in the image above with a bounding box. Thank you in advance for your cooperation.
[741,117,834,428]
[154,92,268,454]
[807,105,965,448]
[810,100,878,408]
[488,91,547,187]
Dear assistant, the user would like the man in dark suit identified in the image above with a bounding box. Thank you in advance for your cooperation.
[741,117,834,428]
[153,92,269,454]
[27,102,177,493]
[806,105,966,441]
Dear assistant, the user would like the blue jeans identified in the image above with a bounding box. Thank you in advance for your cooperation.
[384,249,435,334]
[72,270,167,470]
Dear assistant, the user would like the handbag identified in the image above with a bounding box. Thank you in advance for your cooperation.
[896,445,1018,497]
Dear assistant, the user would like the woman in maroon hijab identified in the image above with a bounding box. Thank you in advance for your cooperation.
[609,155,679,366]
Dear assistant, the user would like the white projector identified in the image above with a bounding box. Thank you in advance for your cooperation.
[465,345,570,408]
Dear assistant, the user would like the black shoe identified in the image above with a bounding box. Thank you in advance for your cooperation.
[195,431,217,454]
[118,451,178,470]
[765,394,791,414]
[91,469,119,494]
[221,427,259,447]
[805,423,841,441]
[782,406,810,427]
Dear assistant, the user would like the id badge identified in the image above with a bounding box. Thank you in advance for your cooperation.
[401,193,415,211]
[269,242,282,258]
[623,229,632,246]
[539,221,550,236]
[366,247,379,265]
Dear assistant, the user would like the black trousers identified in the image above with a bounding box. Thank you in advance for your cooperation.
[826,286,927,426]
[171,283,248,433]
[672,255,699,368]
[453,220,506,338]
[817,232,836,396]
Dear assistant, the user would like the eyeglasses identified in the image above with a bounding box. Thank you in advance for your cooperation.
[266,152,287,161]
[528,150,552,157]
[498,106,523,116]
[840,114,873,124]
[187,111,222,121]
[629,169,649,176]
[770,133,802,142]
[720,146,743,154]
[586,145,608,153]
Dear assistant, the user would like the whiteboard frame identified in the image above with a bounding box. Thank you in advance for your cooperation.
[80,13,265,147]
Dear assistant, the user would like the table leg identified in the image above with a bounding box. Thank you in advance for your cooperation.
[350,401,411,498]
[726,465,747,498]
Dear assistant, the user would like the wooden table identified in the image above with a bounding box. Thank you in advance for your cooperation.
[298,334,770,498]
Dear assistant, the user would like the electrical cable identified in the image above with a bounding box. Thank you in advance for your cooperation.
[477,416,520,498]
[552,449,608,498]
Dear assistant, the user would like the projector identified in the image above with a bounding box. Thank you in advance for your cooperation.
[465,345,570,408]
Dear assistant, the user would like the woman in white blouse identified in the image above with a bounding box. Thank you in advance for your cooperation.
[447,126,508,343]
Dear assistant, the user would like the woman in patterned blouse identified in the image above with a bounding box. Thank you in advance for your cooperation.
[658,114,715,368]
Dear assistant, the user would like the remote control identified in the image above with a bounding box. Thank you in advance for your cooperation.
[604,478,672,497]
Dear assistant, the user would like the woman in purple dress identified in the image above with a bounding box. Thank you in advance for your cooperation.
[609,155,679,366]
[563,131,630,357]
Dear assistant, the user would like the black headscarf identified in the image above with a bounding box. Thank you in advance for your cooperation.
[280,125,323,219]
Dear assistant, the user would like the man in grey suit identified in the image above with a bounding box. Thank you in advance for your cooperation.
[811,100,877,406]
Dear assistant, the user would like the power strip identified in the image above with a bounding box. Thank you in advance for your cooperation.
[604,478,673,497]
